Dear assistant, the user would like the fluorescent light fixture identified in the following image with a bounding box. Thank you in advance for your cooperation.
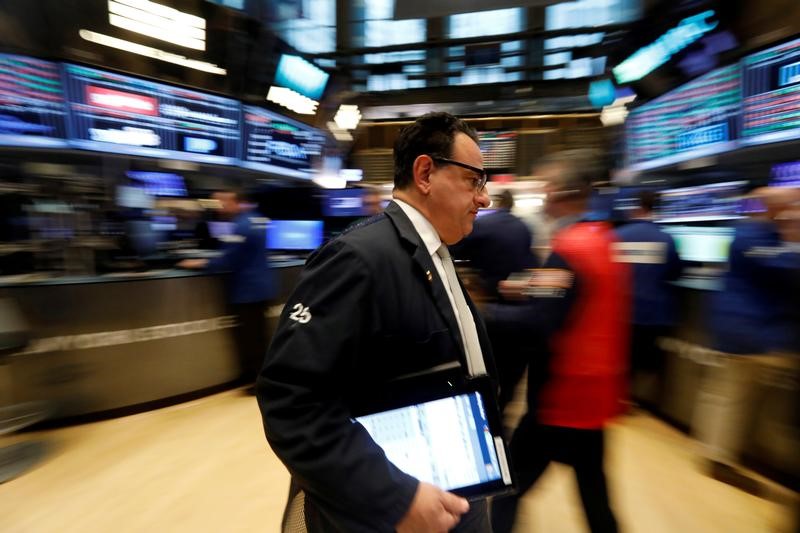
[267,86,319,115]
[613,10,717,84]
[313,175,347,189]
[108,0,205,50]
[327,121,353,141]
[334,104,362,130]
[79,29,226,75]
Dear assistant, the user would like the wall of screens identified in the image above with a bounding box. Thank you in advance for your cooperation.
[626,35,800,171]
[0,52,328,179]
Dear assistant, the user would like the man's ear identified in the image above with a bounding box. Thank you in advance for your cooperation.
[412,154,435,195]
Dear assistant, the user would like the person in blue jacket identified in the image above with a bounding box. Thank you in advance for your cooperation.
[452,189,538,410]
[694,186,800,488]
[616,190,682,409]
[179,190,275,392]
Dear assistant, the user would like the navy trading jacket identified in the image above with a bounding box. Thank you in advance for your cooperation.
[256,202,495,532]
[451,208,538,300]
[711,219,800,354]
[206,211,274,304]
[616,220,682,326]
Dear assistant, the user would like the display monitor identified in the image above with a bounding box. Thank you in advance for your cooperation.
[323,188,366,217]
[741,36,800,145]
[626,64,741,171]
[656,181,745,223]
[662,225,735,263]
[266,220,324,251]
[126,171,187,197]
[63,64,241,164]
[0,53,69,148]
[241,105,326,178]
[116,185,154,209]
[771,161,800,187]
[273,54,329,101]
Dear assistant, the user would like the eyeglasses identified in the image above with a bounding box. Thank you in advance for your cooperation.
[430,156,488,192]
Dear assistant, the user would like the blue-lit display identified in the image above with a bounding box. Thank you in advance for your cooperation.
[241,105,326,178]
[613,10,718,85]
[323,189,367,217]
[126,171,187,197]
[267,220,324,251]
[741,37,800,146]
[0,53,68,148]
[63,63,241,165]
[626,64,740,171]
[273,54,329,101]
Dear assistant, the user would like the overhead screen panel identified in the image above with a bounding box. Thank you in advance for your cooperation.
[741,36,800,145]
[0,53,69,148]
[626,64,741,171]
[241,105,326,178]
[63,63,241,164]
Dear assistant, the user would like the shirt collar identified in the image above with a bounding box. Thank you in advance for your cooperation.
[553,213,584,233]
[393,198,442,257]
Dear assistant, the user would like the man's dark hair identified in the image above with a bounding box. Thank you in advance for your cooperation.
[535,148,606,199]
[393,112,479,189]
[495,189,514,210]
[638,190,659,212]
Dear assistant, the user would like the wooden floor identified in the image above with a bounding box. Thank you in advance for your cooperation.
[0,388,796,533]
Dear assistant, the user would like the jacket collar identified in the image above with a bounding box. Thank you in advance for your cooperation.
[384,201,466,361]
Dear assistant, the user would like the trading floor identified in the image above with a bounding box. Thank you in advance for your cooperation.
[1,387,795,533]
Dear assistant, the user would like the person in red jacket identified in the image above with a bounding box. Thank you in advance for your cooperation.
[490,149,630,533]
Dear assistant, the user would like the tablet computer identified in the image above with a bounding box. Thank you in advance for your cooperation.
[353,376,514,500]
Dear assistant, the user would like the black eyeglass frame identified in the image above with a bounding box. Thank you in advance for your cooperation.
[430,156,488,192]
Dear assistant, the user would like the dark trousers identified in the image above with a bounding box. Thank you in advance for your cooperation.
[491,415,618,533]
[230,300,268,383]
[630,324,669,409]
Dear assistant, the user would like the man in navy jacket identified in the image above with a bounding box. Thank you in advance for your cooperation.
[616,191,682,408]
[178,190,275,389]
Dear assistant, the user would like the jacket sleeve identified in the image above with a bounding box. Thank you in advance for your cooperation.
[256,240,418,532]
[486,252,580,338]
[206,218,254,273]
[665,235,683,282]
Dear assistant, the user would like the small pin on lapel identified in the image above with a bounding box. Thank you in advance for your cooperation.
[426,270,433,282]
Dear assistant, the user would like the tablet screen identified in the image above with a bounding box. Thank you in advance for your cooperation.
[355,391,512,495]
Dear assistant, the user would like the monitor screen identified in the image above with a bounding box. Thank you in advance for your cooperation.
[208,221,235,239]
[0,53,69,148]
[116,185,154,209]
[663,225,735,263]
[741,37,800,146]
[626,64,741,171]
[273,54,329,101]
[323,189,366,217]
[63,64,241,164]
[771,161,800,187]
[356,391,505,493]
[126,171,187,197]
[656,181,745,223]
[267,220,323,250]
[241,105,326,178]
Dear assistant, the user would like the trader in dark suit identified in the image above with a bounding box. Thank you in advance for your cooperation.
[452,189,538,409]
[257,112,494,533]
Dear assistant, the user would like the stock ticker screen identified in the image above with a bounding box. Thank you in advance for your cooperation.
[0,54,69,148]
[626,64,741,171]
[241,105,326,178]
[63,64,241,164]
[741,37,800,145]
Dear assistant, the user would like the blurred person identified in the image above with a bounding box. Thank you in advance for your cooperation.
[616,190,683,410]
[490,149,630,533]
[256,112,495,532]
[453,189,539,409]
[695,186,800,489]
[363,188,384,216]
[178,190,274,393]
